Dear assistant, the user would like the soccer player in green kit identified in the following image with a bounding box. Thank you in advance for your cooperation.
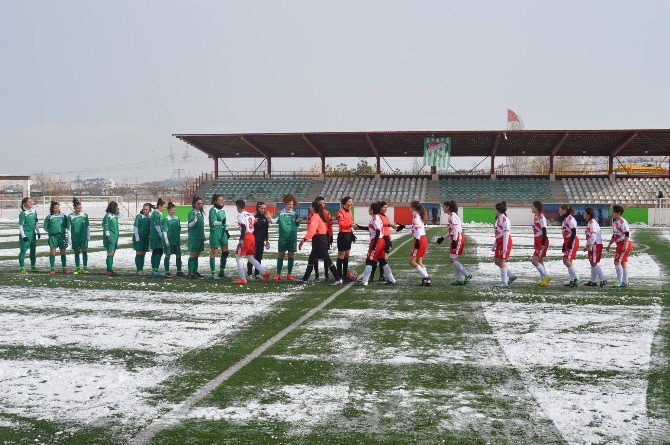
[150,198,167,277]
[133,203,152,274]
[44,201,70,275]
[209,193,229,279]
[162,202,184,278]
[102,201,120,276]
[272,193,301,281]
[68,198,90,275]
[187,196,206,279]
[18,197,40,274]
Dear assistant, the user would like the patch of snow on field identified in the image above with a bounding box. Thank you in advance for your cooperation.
[0,286,293,426]
[483,301,662,445]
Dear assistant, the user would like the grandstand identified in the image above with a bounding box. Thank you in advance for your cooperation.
[318,177,430,204]
[203,177,313,201]
[440,177,553,204]
[176,130,670,207]
[563,177,670,205]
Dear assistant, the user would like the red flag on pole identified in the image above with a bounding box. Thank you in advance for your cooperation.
[507,108,519,122]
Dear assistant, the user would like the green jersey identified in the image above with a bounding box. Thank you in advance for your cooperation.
[273,209,300,241]
[188,209,205,240]
[18,209,38,239]
[162,214,181,246]
[68,212,90,243]
[102,212,119,242]
[149,209,163,243]
[44,213,69,236]
[209,206,226,235]
[134,213,151,238]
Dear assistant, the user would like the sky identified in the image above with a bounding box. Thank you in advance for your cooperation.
[1,0,669,181]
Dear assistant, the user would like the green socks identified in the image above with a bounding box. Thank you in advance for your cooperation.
[82,252,88,267]
[30,247,36,267]
[75,252,81,268]
[164,257,170,273]
[106,256,113,272]
[277,257,284,275]
[210,257,216,273]
[60,255,67,268]
[135,255,141,271]
[49,255,55,269]
[19,251,25,268]
[176,256,182,272]
[287,257,294,274]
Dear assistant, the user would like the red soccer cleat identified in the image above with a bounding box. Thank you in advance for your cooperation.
[286,274,295,281]
[273,274,281,281]
[62,269,69,275]
[233,278,248,285]
[262,271,270,282]
[49,269,56,275]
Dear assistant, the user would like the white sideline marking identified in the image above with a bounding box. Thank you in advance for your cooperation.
[129,234,415,444]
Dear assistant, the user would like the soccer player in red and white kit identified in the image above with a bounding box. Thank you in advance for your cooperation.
[233,199,270,284]
[531,201,551,286]
[408,201,431,286]
[559,204,581,287]
[583,207,607,287]
[493,201,516,287]
[606,204,633,287]
[357,202,396,286]
[437,200,471,285]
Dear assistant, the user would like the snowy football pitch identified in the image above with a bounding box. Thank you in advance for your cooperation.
[0,222,668,444]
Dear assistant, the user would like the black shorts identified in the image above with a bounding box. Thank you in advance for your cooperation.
[309,234,331,263]
[337,232,354,251]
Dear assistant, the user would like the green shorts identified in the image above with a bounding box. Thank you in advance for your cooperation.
[19,234,36,252]
[150,236,164,250]
[209,230,229,249]
[48,234,67,250]
[103,241,118,252]
[165,243,182,255]
[188,238,205,253]
[278,237,297,253]
[133,236,150,252]
[71,241,88,251]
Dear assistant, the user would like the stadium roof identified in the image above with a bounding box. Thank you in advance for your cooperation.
[174,129,670,159]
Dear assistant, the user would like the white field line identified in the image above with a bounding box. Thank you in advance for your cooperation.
[129,232,415,444]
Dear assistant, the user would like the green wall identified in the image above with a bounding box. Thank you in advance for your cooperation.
[462,207,495,223]
[611,207,648,224]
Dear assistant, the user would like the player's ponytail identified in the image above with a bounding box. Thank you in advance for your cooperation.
[167,202,176,210]
[49,201,59,215]
[443,200,458,213]
[72,197,81,209]
[20,197,29,211]
[312,200,328,223]
[410,200,428,222]
[156,198,165,208]
[495,200,507,215]
[560,204,575,215]
[584,207,594,220]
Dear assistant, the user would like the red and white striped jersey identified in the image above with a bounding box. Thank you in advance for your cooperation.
[533,214,547,238]
[585,219,603,245]
[612,217,630,243]
[237,211,256,234]
[447,213,463,240]
[561,214,577,239]
[368,214,383,238]
[411,211,426,239]
[494,214,511,240]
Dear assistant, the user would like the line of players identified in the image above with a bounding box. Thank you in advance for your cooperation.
[15,194,633,287]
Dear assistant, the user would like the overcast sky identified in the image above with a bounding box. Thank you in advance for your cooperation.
[1,0,669,181]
